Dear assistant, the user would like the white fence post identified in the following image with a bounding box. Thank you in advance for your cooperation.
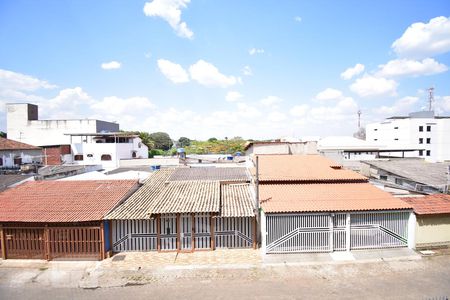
[346,213,351,251]
[329,214,334,252]
[407,211,416,249]
[261,211,267,254]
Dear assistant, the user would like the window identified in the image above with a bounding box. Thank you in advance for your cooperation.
[380,175,388,180]
[426,138,431,144]
[87,154,94,158]
[374,128,378,131]
[426,125,431,132]
[419,150,423,156]
[426,150,431,156]
[419,126,423,132]
[101,154,112,161]
[74,154,83,161]
[0,158,3,166]
[13,157,22,165]
[394,138,399,141]
[374,139,378,141]
[394,126,399,129]
[419,138,423,144]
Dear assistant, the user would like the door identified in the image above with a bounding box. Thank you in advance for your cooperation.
[160,214,177,251]
[194,214,211,249]
[180,214,192,251]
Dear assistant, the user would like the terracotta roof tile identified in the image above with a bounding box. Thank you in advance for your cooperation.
[259,183,412,213]
[256,155,367,182]
[0,137,41,150]
[0,180,138,222]
[401,194,450,215]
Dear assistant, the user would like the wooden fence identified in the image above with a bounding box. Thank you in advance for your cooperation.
[0,225,104,260]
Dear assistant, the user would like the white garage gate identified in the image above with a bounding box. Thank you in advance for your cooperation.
[263,211,411,254]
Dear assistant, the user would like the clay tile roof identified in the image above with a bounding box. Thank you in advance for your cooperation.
[150,180,220,214]
[221,183,255,217]
[105,169,174,220]
[257,155,367,182]
[0,180,138,222]
[0,137,41,151]
[169,167,250,182]
[401,194,450,215]
[259,183,412,213]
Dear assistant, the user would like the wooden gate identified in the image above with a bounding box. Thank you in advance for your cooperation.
[48,227,102,259]
[112,220,157,252]
[215,217,254,248]
[4,228,45,259]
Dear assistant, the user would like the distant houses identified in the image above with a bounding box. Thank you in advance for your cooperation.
[0,136,42,169]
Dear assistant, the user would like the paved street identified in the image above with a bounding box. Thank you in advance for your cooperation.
[1,253,450,299]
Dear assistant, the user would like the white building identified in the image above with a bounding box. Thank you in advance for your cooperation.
[0,137,42,169]
[366,111,450,162]
[7,103,119,147]
[69,133,148,169]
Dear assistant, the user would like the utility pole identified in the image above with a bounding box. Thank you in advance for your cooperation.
[428,87,434,111]
[357,110,361,129]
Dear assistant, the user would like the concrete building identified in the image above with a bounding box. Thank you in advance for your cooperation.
[0,137,42,169]
[68,132,149,169]
[6,103,119,147]
[366,111,450,162]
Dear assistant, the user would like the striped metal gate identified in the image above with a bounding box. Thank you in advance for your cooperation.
[160,214,177,251]
[180,214,192,250]
[215,217,254,248]
[112,220,157,252]
[194,214,211,249]
[265,211,409,254]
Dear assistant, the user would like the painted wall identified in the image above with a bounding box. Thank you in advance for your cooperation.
[415,215,450,247]
[0,149,42,168]
[246,142,317,156]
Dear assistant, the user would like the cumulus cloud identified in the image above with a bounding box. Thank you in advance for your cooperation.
[392,16,450,58]
[315,88,343,101]
[242,65,253,76]
[308,97,358,122]
[101,61,121,70]
[189,60,237,88]
[268,111,287,122]
[249,48,264,55]
[373,96,419,115]
[91,96,155,116]
[375,58,447,78]
[225,91,243,102]
[350,75,398,98]
[157,59,189,83]
[340,63,365,80]
[0,69,56,92]
[289,104,309,117]
[143,0,193,39]
[260,95,283,107]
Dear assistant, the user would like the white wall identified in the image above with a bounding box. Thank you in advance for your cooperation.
[0,149,42,168]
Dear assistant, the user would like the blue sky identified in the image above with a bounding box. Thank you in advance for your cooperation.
[0,0,449,140]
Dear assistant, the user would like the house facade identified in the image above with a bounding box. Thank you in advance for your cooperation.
[366,111,450,162]
[0,137,42,169]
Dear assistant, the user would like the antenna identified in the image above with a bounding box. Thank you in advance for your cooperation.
[357,109,362,129]
[428,87,434,111]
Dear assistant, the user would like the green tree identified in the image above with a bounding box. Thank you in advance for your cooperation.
[0,131,6,138]
[208,137,218,142]
[138,132,155,149]
[149,132,173,150]
[178,137,191,147]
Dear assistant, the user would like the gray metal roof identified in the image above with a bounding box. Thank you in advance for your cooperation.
[168,167,250,182]
[0,175,33,192]
[362,159,450,187]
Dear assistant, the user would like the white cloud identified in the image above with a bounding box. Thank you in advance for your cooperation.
[315,88,343,101]
[340,63,365,80]
[236,103,261,118]
[308,97,358,122]
[294,16,302,22]
[373,96,419,115]
[249,48,265,55]
[435,95,450,113]
[268,111,287,122]
[91,96,155,116]
[225,91,243,102]
[350,75,398,98]
[260,95,283,107]
[189,60,237,88]
[0,69,56,91]
[101,61,121,70]
[289,104,309,117]
[242,65,253,76]
[157,59,189,83]
[392,16,450,58]
[375,58,447,78]
[143,0,193,39]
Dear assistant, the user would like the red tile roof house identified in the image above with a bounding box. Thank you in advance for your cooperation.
[0,180,138,260]
[402,194,450,249]
[0,137,42,169]
[254,155,415,254]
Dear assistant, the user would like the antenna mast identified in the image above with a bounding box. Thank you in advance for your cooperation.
[357,109,361,129]
[428,87,434,111]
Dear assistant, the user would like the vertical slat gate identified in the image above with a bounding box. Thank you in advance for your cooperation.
[194,214,211,249]
[214,217,254,248]
[111,219,157,252]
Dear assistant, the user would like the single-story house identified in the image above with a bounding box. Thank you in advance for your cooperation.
[0,137,42,169]
[0,180,138,260]
[402,194,450,248]
[106,167,256,253]
[255,155,414,254]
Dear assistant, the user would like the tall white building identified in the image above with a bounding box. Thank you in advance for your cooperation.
[7,103,119,147]
[366,111,450,162]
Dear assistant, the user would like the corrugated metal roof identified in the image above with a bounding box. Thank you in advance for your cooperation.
[0,180,138,222]
[221,183,255,217]
[150,180,220,214]
[105,169,173,219]
[168,167,250,182]
[401,194,450,215]
[259,183,412,213]
[256,155,367,182]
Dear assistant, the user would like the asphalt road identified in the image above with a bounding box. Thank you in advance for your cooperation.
[1,255,450,300]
